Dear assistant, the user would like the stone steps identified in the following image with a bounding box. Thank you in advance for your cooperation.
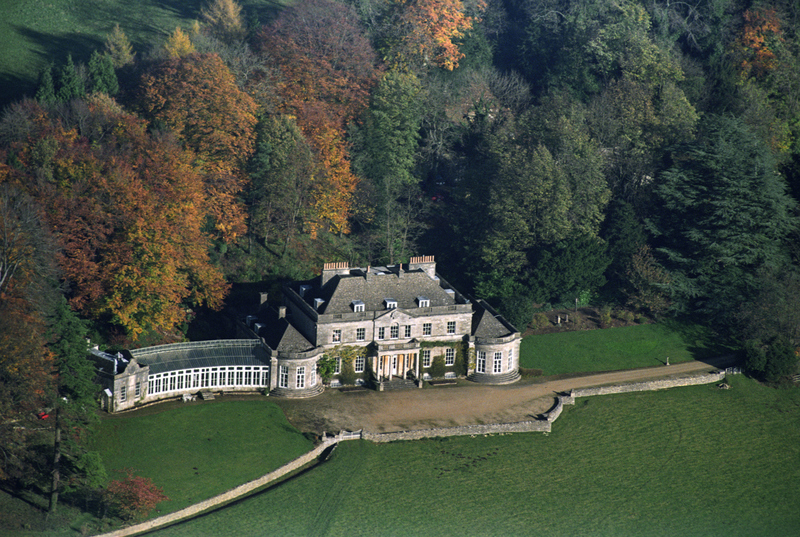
[269,384,325,398]
[378,378,418,391]
[468,370,521,385]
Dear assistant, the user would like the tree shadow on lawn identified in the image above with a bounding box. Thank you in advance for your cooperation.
[660,317,739,364]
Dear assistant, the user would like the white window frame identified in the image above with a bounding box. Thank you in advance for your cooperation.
[135,381,141,398]
[404,325,412,338]
[378,327,385,340]
[356,327,365,341]
[417,296,430,308]
[423,323,432,336]
[390,325,399,339]
[508,348,513,371]
[297,366,305,389]
[120,385,127,402]
[385,299,397,310]
[445,348,455,366]
[493,351,502,373]
[279,365,289,388]
[354,355,365,373]
[477,351,486,374]
[352,300,365,312]
[422,349,431,368]
[447,321,456,334]
[310,367,316,387]
[332,329,342,343]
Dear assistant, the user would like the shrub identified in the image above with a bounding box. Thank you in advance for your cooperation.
[531,312,550,330]
[618,309,635,323]
[429,355,446,378]
[104,468,169,520]
[599,306,613,328]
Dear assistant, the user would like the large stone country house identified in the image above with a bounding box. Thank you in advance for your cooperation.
[93,256,521,412]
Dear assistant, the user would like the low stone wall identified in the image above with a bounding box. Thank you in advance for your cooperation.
[93,437,344,537]
[363,420,551,442]
[571,371,725,398]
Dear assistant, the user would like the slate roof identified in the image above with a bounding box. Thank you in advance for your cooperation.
[128,340,269,375]
[472,302,515,339]
[258,316,315,353]
[314,268,458,314]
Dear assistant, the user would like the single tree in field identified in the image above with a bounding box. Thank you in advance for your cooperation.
[201,0,246,43]
[104,24,135,68]
[104,468,169,520]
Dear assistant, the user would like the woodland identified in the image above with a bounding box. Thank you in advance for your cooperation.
[1,0,800,525]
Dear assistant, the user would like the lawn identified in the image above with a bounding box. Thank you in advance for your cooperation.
[149,375,800,537]
[520,321,732,375]
[89,399,313,514]
[0,0,289,107]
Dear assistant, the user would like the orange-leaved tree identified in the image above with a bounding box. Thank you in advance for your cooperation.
[138,53,258,239]
[1,99,228,340]
[255,0,380,235]
[394,0,486,71]
[733,8,784,80]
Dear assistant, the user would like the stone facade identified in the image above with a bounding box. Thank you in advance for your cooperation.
[246,256,522,397]
[94,256,522,411]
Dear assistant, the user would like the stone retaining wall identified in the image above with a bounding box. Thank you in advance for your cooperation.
[362,420,551,442]
[570,371,725,398]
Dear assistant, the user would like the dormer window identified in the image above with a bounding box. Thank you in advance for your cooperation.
[351,300,365,313]
[384,298,397,310]
[417,296,430,308]
[299,285,312,298]
[314,298,325,311]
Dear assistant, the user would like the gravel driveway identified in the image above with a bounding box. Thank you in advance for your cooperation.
[272,357,737,435]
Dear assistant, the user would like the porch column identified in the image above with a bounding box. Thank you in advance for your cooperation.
[415,352,420,382]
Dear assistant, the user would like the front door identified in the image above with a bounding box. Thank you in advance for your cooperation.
[392,356,398,375]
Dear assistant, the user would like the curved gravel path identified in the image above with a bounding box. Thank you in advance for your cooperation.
[274,356,737,434]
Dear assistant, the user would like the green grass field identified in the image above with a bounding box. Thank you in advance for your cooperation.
[148,375,800,537]
[89,399,313,514]
[0,0,288,107]
[520,321,732,375]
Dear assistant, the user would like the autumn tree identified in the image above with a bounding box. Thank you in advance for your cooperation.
[104,469,169,520]
[1,100,230,340]
[138,53,258,239]
[255,0,380,234]
[164,27,196,59]
[201,0,246,44]
[733,8,784,81]
[104,24,135,68]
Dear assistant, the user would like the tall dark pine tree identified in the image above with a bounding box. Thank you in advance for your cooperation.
[650,115,798,322]
[88,51,119,95]
[35,64,57,105]
[57,55,86,102]
[47,297,103,514]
